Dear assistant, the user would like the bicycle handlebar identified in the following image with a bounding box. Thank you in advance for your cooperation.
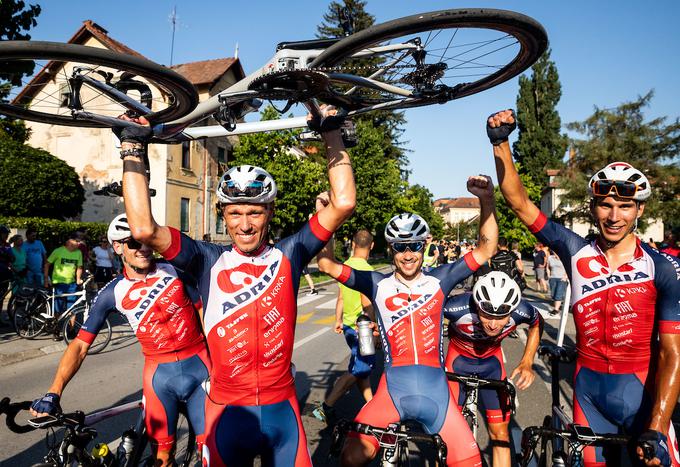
[0,398,36,434]
[446,372,517,413]
[538,343,577,363]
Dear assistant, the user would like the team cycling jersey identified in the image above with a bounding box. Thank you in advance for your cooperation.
[337,252,480,369]
[77,262,205,357]
[160,214,332,406]
[529,211,680,373]
[444,293,540,359]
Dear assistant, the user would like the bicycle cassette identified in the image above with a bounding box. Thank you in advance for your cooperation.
[248,70,330,102]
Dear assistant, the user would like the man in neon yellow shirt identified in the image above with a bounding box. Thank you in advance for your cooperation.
[44,233,83,322]
[314,230,375,425]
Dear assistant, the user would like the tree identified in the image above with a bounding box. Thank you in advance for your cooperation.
[396,184,444,238]
[513,49,568,188]
[495,165,542,252]
[560,92,680,230]
[0,138,84,219]
[0,0,41,143]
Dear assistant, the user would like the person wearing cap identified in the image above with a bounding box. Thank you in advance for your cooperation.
[117,105,355,466]
[316,175,498,467]
[444,271,543,467]
[487,109,680,467]
[31,214,210,467]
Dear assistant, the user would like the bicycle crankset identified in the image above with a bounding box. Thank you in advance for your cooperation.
[248,70,331,103]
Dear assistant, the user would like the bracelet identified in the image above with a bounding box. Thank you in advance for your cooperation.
[328,161,353,170]
[120,148,145,159]
[123,159,147,174]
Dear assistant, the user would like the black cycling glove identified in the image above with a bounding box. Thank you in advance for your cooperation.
[31,393,61,416]
[638,430,671,467]
[486,110,517,146]
[307,111,348,133]
[113,123,153,145]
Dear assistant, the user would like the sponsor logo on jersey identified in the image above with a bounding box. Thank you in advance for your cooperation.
[580,271,649,294]
[576,256,609,279]
[217,263,268,293]
[122,277,160,310]
[386,294,434,324]
[385,293,423,312]
[124,277,176,320]
[220,261,280,313]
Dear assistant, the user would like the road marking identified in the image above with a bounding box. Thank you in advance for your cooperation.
[316,298,337,309]
[294,327,330,349]
[297,294,321,306]
[297,312,315,324]
[314,315,337,325]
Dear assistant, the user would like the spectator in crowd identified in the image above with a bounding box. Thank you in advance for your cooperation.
[202,234,212,242]
[532,242,548,293]
[436,239,447,265]
[302,266,318,296]
[74,229,90,269]
[44,233,83,327]
[0,226,14,302]
[511,241,526,283]
[422,234,439,272]
[647,238,658,250]
[660,232,679,257]
[547,249,568,315]
[10,235,27,286]
[91,237,115,289]
[22,227,47,287]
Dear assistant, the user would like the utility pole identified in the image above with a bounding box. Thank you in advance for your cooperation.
[169,6,177,66]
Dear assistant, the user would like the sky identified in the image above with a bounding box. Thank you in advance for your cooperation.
[26,0,680,199]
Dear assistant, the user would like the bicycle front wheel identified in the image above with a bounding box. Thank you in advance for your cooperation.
[12,293,48,339]
[63,306,111,354]
[310,8,547,112]
[0,41,198,127]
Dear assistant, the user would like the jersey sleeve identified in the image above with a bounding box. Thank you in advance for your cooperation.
[160,227,222,282]
[513,299,541,327]
[336,265,381,300]
[652,251,680,334]
[76,277,119,345]
[527,211,588,280]
[442,293,472,322]
[429,251,480,294]
[47,249,57,264]
[277,213,333,274]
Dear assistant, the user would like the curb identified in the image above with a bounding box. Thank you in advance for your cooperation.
[0,341,66,367]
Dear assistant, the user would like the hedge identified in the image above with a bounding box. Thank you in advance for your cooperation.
[0,216,107,253]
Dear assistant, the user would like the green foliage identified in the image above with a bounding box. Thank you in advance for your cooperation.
[0,137,85,219]
[495,165,542,251]
[316,0,375,39]
[561,92,680,230]
[444,220,479,243]
[0,0,41,143]
[0,216,106,253]
[396,184,444,238]
[513,49,568,186]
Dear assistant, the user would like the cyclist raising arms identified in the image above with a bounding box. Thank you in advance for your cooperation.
[31,215,210,467]
[317,175,498,467]
[118,106,355,466]
[444,271,543,467]
[487,109,680,467]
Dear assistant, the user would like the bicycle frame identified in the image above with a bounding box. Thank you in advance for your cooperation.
[43,276,93,322]
[77,40,421,141]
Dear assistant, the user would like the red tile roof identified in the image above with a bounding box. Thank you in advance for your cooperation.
[171,58,244,87]
[434,197,480,209]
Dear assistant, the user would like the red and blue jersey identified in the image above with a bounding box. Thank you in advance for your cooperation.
[77,262,206,359]
[444,293,540,359]
[160,214,332,406]
[529,212,680,373]
[337,252,480,369]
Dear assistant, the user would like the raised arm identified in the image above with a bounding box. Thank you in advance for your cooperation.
[467,175,498,266]
[487,110,542,227]
[311,108,356,234]
[118,117,172,253]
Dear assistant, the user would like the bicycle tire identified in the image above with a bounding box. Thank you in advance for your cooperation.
[538,415,553,467]
[12,293,48,339]
[131,411,198,467]
[63,305,112,354]
[309,8,547,111]
[0,41,198,127]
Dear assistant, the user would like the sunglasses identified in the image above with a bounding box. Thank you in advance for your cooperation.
[120,238,143,250]
[222,180,269,199]
[391,241,425,253]
[477,301,512,317]
[591,180,638,199]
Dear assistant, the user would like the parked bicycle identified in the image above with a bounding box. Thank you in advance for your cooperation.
[331,418,447,467]
[0,8,547,142]
[0,396,197,467]
[12,275,112,354]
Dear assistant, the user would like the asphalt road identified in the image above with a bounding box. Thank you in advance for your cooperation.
[0,282,579,466]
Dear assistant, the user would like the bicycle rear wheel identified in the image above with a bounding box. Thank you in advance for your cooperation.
[131,411,198,467]
[12,293,48,339]
[0,41,198,127]
[309,8,547,112]
[63,306,111,354]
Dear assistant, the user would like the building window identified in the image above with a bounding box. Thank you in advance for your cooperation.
[217,146,226,163]
[181,142,191,169]
[180,198,190,232]
[216,214,224,234]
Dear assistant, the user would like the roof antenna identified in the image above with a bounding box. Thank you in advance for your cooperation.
[234,42,239,60]
[169,6,178,66]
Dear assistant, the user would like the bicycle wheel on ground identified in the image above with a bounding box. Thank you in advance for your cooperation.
[63,306,111,354]
[131,411,198,467]
[12,293,48,339]
[538,415,560,467]
[0,41,198,128]
[309,8,547,112]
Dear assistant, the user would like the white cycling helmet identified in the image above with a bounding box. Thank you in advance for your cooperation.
[384,213,430,243]
[216,165,277,204]
[472,271,521,317]
[107,214,131,244]
[587,162,651,201]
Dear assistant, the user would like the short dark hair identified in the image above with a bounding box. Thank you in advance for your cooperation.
[353,230,373,249]
[498,237,508,248]
[66,231,79,241]
[26,227,37,235]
